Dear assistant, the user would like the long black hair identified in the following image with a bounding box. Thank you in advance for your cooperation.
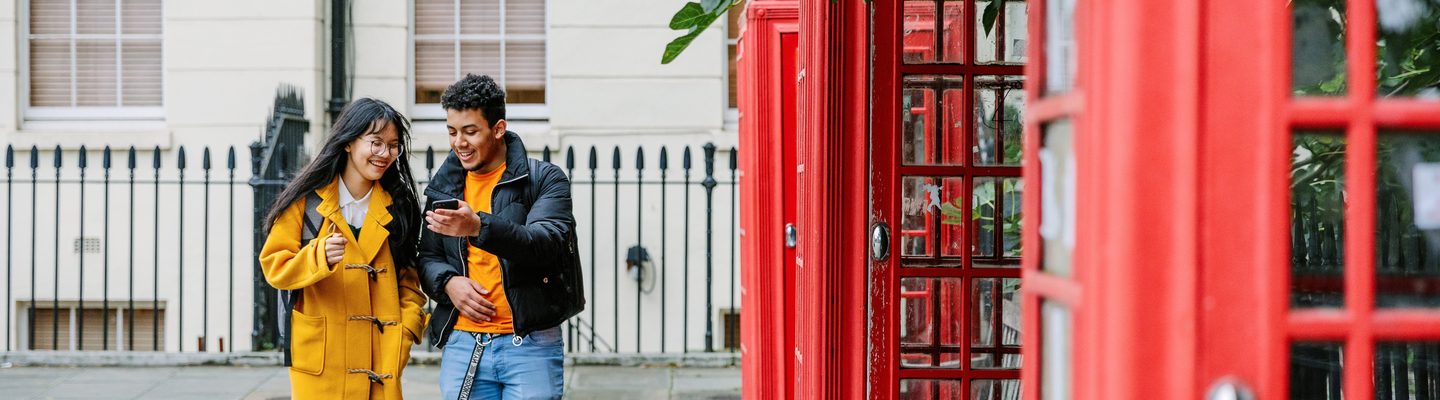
[264,97,422,268]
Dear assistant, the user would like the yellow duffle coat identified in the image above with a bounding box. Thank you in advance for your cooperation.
[260,179,427,400]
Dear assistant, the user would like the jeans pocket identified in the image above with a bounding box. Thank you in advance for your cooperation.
[524,327,563,347]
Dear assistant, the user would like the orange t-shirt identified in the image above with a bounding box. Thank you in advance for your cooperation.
[452,163,513,334]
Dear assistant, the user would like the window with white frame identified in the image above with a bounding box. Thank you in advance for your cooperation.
[727,0,745,110]
[26,0,163,121]
[414,0,546,117]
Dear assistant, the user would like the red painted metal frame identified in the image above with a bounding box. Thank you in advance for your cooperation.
[1022,0,1206,398]
[1279,0,1440,399]
[792,0,870,398]
[875,1,1024,398]
[738,2,799,399]
[1019,0,1083,397]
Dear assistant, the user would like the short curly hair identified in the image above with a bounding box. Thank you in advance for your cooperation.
[440,73,507,126]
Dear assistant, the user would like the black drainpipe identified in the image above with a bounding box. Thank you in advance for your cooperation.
[327,0,350,119]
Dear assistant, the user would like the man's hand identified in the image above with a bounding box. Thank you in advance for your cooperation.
[444,276,497,322]
[324,222,346,266]
[426,200,483,238]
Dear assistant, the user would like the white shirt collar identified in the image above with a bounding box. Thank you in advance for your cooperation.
[337,178,373,208]
[336,178,373,227]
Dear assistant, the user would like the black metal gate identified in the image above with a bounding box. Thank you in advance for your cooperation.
[248,86,309,351]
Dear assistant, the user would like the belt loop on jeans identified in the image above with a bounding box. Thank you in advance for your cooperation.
[457,332,491,400]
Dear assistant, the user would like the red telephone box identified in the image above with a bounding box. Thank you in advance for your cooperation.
[741,0,1440,399]
[738,1,800,399]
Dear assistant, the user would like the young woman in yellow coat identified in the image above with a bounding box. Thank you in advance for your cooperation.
[260,98,427,399]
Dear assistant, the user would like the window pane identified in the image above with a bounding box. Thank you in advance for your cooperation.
[30,38,72,107]
[902,176,938,257]
[1043,0,1076,93]
[1040,120,1075,277]
[1375,342,1440,399]
[974,177,998,258]
[1003,0,1029,64]
[76,0,116,35]
[1042,301,1072,400]
[900,379,963,400]
[972,379,1021,400]
[1290,342,1344,400]
[902,1,965,63]
[1375,133,1440,308]
[976,0,1027,65]
[903,76,967,166]
[1291,132,1346,309]
[975,76,1025,167]
[76,40,118,107]
[903,76,938,165]
[1291,0,1347,96]
[120,0,161,35]
[964,176,1023,267]
[973,278,1021,370]
[506,0,545,35]
[1376,1,1440,98]
[30,0,69,35]
[901,277,963,368]
[899,176,965,260]
[120,40,162,106]
[460,42,502,81]
[938,177,968,258]
[460,0,501,35]
[1003,87,1025,165]
[940,0,965,63]
[976,0,998,64]
[903,1,939,63]
[415,41,455,103]
[729,44,739,108]
[1003,178,1023,258]
[415,0,455,36]
[505,42,546,103]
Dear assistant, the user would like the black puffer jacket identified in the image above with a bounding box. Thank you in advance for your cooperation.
[418,131,582,347]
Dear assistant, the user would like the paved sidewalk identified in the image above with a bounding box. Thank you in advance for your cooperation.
[0,365,741,400]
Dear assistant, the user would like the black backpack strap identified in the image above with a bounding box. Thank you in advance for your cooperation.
[282,192,323,367]
[527,158,542,206]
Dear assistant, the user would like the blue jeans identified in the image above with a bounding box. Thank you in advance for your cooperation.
[439,327,565,400]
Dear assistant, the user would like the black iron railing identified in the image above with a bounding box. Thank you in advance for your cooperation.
[0,95,740,355]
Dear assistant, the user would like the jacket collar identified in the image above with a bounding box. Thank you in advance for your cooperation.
[315,177,393,262]
[425,130,531,198]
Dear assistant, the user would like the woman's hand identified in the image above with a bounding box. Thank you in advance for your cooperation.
[324,223,347,265]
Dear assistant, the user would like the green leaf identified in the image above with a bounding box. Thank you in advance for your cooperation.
[669,2,707,30]
[662,29,706,64]
[982,1,1000,36]
[1318,71,1345,93]
[701,0,726,13]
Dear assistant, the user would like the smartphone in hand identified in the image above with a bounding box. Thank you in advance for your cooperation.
[429,198,461,211]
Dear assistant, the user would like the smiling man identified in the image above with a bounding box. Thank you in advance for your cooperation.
[417,73,582,400]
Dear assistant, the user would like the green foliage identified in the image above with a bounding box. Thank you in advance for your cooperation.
[982,1,1001,36]
[663,1,740,64]
[662,0,996,64]
[1292,0,1440,96]
[1290,0,1440,309]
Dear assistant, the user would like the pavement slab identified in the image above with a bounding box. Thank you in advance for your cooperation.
[0,364,740,399]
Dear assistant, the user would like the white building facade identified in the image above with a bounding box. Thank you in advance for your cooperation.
[0,0,741,353]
